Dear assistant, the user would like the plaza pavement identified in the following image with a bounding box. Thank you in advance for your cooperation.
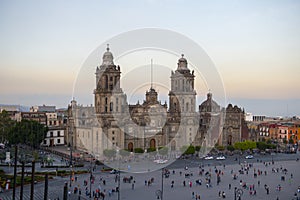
[1,155,300,200]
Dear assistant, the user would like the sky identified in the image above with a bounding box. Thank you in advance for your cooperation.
[0,0,300,117]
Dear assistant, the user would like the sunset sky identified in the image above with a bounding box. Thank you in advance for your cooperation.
[1,0,299,116]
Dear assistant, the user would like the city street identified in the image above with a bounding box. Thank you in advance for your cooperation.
[1,152,300,200]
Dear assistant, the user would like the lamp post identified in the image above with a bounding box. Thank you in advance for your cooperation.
[161,168,164,200]
[116,149,121,200]
[89,153,94,198]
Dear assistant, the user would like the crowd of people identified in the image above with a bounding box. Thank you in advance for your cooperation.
[63,158,300,200]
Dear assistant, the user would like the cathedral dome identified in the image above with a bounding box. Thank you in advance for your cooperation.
[199,93,220,113]
[102,44,114,65]
[177,54,189,71]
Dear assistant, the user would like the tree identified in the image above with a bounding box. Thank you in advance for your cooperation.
[256,141,268,151]
[215,145,225,151]
[195,146,201,152]
[227,145,235,152]
[234,141,256,151]
[288,138,294,144]
[0,110,14,143]
[103,149,116,158]
[119,149,130,157]
[158,146,168,156]
[134,148,144,153]
[8,120,47,148]
[181,145,195,155]
[147,147,156,153]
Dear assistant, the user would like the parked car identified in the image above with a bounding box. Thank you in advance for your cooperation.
[216,156,226,160]
[245,155,254,159]
[153,159,168,164]
[204,156,214,160]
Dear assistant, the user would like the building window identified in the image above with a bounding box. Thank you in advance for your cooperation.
[57,139,61,144]
[50,132,53,137]
[57,131,60,137]
[44,140,47,144]
[110,102,113,112]
[112,137,115,141]
[112,131,115,135]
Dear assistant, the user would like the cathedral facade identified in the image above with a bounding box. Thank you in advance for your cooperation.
[68,46,248,158]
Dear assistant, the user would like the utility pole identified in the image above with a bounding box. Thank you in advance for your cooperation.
[12,145,18,200]
[30,161,35,200]
[20,161,25,200]
[44,173,48,200]
[161,168,164,200]
[63,182,68,200]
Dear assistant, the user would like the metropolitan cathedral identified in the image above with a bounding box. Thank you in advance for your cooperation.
[68,46,248,158]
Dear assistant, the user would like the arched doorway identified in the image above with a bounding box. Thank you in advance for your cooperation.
[128,142,133,152]
[171,140,176,151]
[150,139,156,149]
[228,135,232,145]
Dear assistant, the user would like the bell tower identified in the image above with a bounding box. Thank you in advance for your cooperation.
[169,54,196,114]
[94,45,127,149]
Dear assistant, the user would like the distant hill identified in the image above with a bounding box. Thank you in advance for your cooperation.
[0,104,30,112]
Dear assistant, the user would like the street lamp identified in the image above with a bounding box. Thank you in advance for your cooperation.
[116,149,121,200]
[161,168,164,200]
[89,153,94,198]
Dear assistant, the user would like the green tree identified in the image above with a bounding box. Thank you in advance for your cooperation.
[227,145,235,152]
[147,147,156,153]
[119,149,130,157]
[134,148,144,153]
[195,146,201,152]
[181,145,195,155]
[103,149,116,158]
[234,140,256,151]
[0,110,14,143]
[288,138,294,144]
[8,120,47,148]
[256,141,268,150]
[158,146,168,155]
[215,145,225,151]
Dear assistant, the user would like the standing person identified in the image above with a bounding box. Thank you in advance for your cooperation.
[222,191,226,198]
[132,181,135,190]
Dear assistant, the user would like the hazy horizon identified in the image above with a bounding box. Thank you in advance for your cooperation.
[1,1,299,117]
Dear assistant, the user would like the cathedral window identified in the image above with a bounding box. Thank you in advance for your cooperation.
[109,84,113,90]
[105,75,108,89]
[110,102,113,112]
